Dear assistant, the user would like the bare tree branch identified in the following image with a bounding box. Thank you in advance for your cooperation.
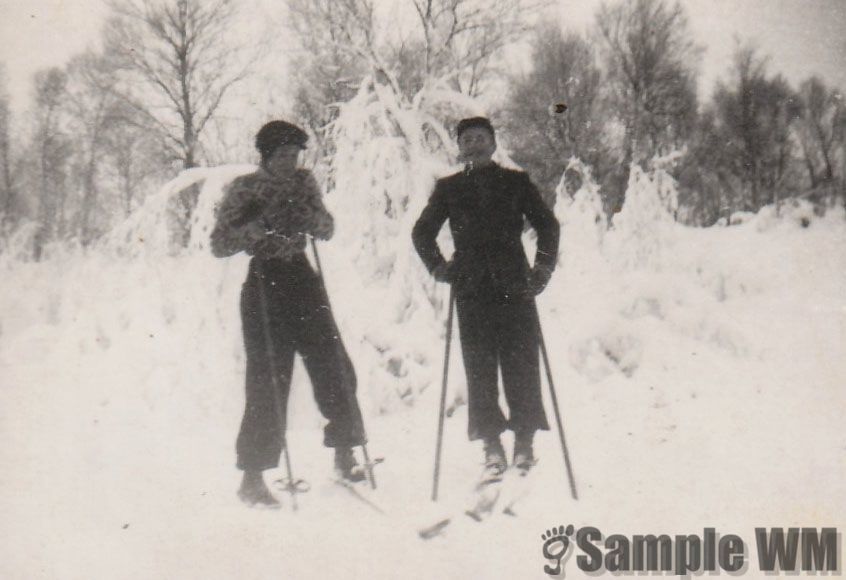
[106,0,251,169]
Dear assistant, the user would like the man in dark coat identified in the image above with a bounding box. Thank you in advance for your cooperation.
[211,120,366,508]
[412,117,560,474]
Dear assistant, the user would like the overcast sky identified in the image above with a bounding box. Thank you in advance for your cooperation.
[1,0,844,115]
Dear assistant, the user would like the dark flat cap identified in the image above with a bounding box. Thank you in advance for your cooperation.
[456,116,495,139]
[255,120,308,156]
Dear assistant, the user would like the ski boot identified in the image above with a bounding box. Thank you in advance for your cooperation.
[513,430,537,472]
[482,436,507,480]
[238,470,280,509]
[334,447,367,483]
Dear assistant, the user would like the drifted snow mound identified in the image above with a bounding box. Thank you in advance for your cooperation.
[547,163,845,384]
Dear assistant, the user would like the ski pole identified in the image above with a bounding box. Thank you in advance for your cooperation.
[281,447,298,511]
[255,260,304,510]
[537,317,578,500]
[310,239,378,490]
[431,286,456,502]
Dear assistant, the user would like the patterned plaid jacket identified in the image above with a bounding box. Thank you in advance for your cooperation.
[210,168,334,260]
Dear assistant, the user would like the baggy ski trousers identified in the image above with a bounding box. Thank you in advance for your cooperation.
[236,254,365,471]
[455,295,550,441]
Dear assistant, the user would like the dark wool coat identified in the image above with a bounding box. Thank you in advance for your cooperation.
[412,163,560,302]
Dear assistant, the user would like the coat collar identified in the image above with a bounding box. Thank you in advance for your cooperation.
[256,166,300,184]
[463,161,500,176]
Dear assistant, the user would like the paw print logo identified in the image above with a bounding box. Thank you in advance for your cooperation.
[541,524,575,576]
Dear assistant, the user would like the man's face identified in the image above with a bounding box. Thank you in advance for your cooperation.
[265,144,301,176]
[457,127,496,166]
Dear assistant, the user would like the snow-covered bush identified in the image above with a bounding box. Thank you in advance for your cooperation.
[324,74,488,412]
[608,161,680,271]
[553,158,606,274]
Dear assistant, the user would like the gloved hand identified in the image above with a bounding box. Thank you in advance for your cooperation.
[243,220,269,244]
[244,221,271,256]
[433,260,456,283]
[528,264,553,295]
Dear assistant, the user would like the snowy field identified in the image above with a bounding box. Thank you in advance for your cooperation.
[1,167,844,579]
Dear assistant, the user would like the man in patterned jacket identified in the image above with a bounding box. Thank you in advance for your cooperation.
[211,120,366,508]
[412,117,560,476]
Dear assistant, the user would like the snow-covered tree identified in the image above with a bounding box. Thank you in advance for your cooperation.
[105,0,253,170]
[609,154,681,271]
[0,65,20,232]
[712,45,802,212]
[553,158,606,279]
[595,0,701,214]
[284,0,544,153]
[794,76,845,207]
[29,67,72,257]
[325,72,483,411]
[499,24,606,204]
[63,52,124,245]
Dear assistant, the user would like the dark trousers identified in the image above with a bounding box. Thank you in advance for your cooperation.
[236,255,365,471]
[456,295,549,441]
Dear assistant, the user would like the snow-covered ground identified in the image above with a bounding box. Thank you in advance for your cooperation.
[1,167,844,579]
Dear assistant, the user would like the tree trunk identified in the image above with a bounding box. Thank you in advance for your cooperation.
[80,160,98,245]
